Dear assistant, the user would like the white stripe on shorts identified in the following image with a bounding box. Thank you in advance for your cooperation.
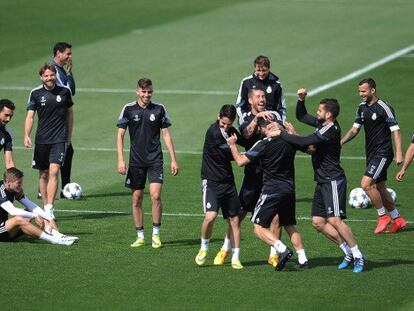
[251,194,267,223]
[373,158,387,180]
[331,180,340,217]
[202,179,208,214]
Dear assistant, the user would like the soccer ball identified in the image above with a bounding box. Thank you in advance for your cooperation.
[348,187,371,209]
[62,182,82,200]
[387,188,397,202]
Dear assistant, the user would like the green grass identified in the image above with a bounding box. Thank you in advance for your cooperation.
[0,1,413,310]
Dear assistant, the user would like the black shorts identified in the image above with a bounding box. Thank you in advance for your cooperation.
[201,179,242,219]
[32,143,66,170]
[312,179,347,219]
[365,155,392,183]
[251,191,296,228]
[125,164,164,190]
[239,172,262,213]
[0,221,22,242]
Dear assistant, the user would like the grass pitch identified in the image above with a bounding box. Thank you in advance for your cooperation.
[0,1,414,310]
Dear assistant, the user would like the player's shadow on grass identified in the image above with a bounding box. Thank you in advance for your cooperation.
[83,191,137,198]
[163,238,221,247]
[56,212,128,221]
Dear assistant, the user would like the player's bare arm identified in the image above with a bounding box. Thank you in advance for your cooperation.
[341,127,360,146]
[23,110,35,148]
[117,128,127,175]
[392,130,403,165]
[396,143,414,181]
[227,134,250,167]
[162,127,179,176]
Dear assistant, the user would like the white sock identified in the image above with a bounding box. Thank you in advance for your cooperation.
[390,208,400,220]
[201,238,210,251]
[39,232,58,244]
[136,228,144,239]
[273,240,287,253]
[376,207,386,216]
[339,242,352,255]
[152,225,160,236]
[222,237,231,252]
[296,249,308,264]
[269,246,278,257]
[51,228,64,238]
[350,245,363,259]
[232,248,240,261]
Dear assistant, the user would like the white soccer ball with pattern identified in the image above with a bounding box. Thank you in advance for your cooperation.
[348,187,371,209]
[387,188,397,202]
[62,182,82,200]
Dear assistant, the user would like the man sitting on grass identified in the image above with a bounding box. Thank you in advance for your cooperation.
[0,167,78,245]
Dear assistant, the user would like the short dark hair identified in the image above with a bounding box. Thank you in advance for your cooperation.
[3,167,24,182]
[359,78,376,89]
[256,117,272,128]
[254,55,270,68]
[39,63,56,76]
[219,104,236,121]
[53,42,72,56]
[320,98,340,119]
[247,87,265,99]
[137,78,153,89]
[0,99,15,112]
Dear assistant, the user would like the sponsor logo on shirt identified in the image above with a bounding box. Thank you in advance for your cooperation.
[40,96,46,106]
[133,115,140,122]
[149,114,155,121]
[56,95,62,102]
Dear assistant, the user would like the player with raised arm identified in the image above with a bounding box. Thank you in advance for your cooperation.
[275,89,365,272]
[0,168,77,245]
[117,78,179,249]
[341,78,407,233]
[195,105,244,269]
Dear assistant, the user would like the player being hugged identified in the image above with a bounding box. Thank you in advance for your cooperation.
[0,168,78,245]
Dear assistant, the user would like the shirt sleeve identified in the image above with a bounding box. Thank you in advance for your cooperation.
[245,139,266,161]
[160,105,172,128]
[4,128,13,151]
[66,90,74,108]
[117,106,129,129]
[353,105,363,128]
[27,91,37,111]
[296,100,318,127]
[382,104,399,132]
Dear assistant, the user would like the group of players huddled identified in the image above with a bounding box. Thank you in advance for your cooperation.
[1,51,413,272]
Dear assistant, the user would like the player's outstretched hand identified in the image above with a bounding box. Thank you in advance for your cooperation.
[227,133,238,145]
[284,121,298,135]
[297,88,307,101]
[171,160,179,176]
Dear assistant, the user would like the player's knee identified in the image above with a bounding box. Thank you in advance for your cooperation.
[361,179,374,192]
[312,220,324,232]
[14,216,29,227]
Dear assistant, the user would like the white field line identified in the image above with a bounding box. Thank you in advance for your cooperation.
[307,44,414,96]
[0,44,412,97]
[57,209,412,224]
[12,146,365,159]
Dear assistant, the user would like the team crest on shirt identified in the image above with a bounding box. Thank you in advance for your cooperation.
[371,113,377,120]
[149,114,155,121]
[56,95,62,102]
[266,86,272,93]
